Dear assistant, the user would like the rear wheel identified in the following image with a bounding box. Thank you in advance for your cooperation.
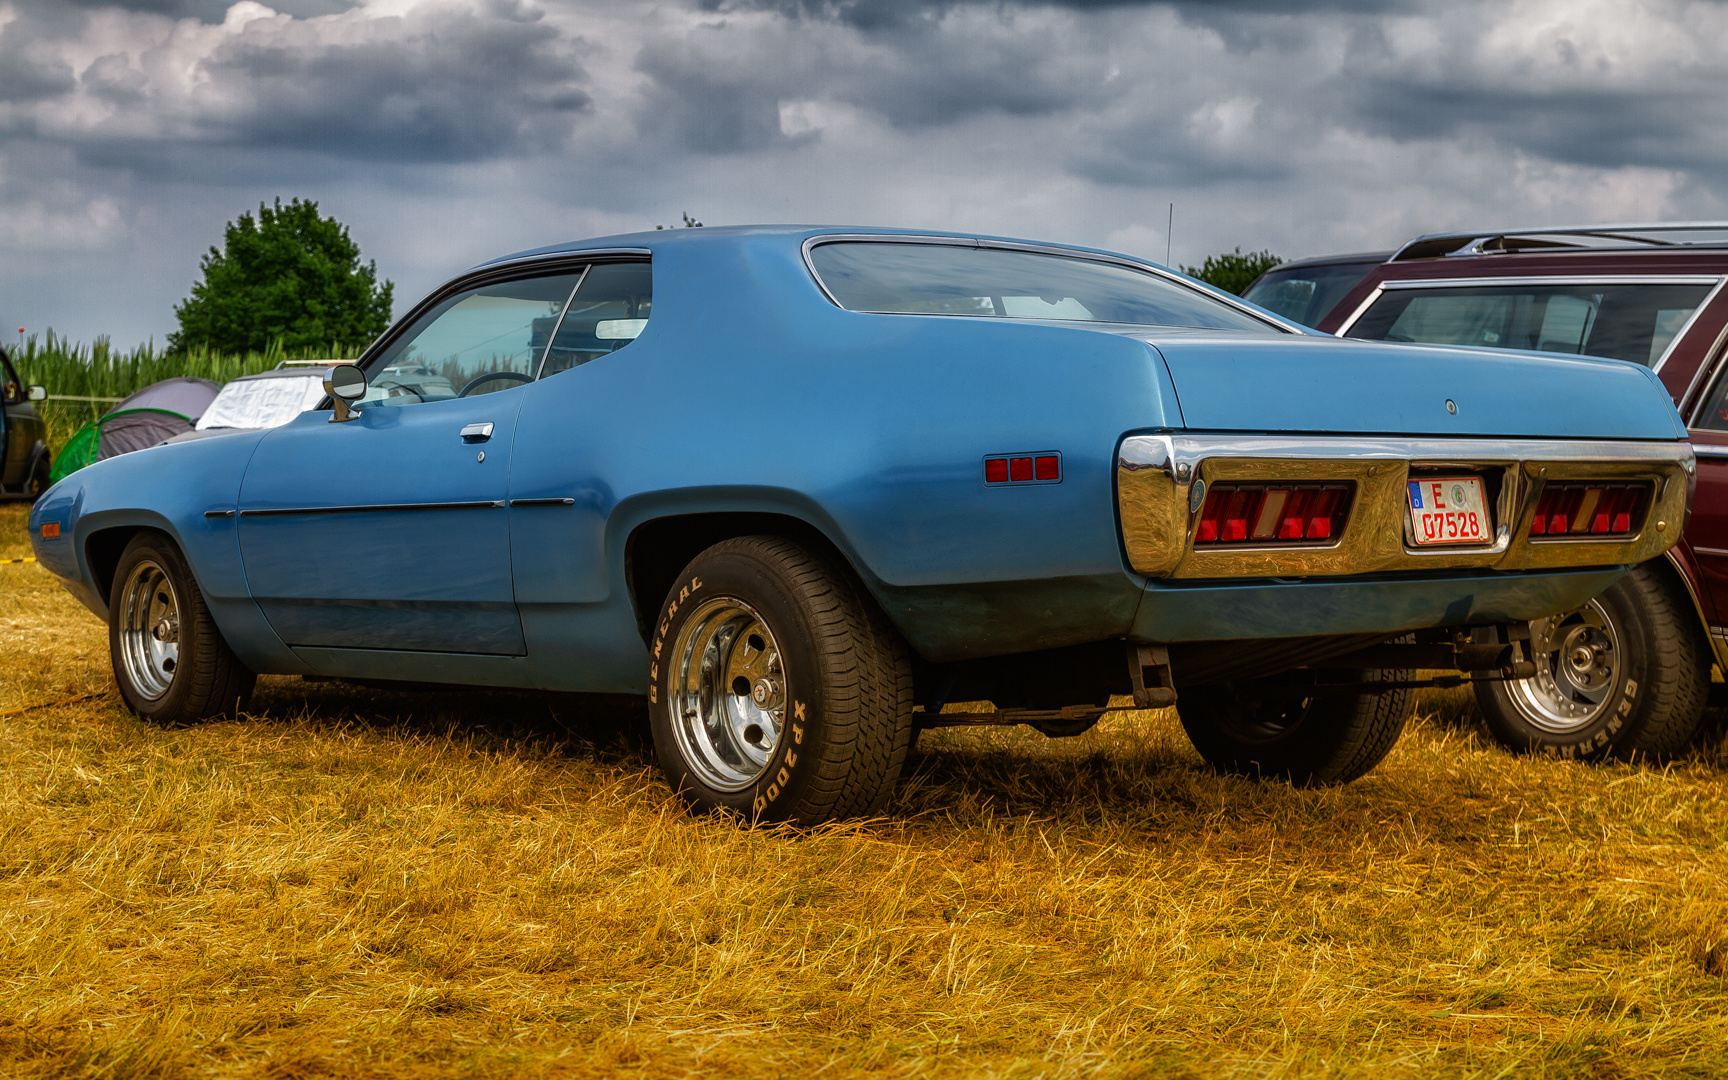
[648,535,914,824]
[1177,668,1414,785]
[27,455,50,502]
[1474,563,1708,761]
[109,532,255,724]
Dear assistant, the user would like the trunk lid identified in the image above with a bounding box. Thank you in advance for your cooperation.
[1142,331,1685,440]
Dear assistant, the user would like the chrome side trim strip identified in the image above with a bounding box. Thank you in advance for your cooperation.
[1691,445,1728,459]
[508,497,577,507]
[203,509,236,518]
[1116,434,1692,580]
[1376,274,1723,288]
[239,500,506,517]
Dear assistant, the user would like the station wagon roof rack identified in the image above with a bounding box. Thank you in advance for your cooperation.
[1391,222,1728,261]
[273,358,352,369]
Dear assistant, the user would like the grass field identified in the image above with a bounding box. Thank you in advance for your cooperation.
[4,500,1728,1078]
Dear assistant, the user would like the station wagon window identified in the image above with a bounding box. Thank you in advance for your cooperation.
[808,242,1276,331]
[538,262,653,378]
[1343,282,1714,367]
[359,273,585,406]
[1690,359,1728,432]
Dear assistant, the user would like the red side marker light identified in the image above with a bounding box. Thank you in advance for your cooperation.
[1009,457,1034,482]
[41,523,59,539]
[985,458,1009,484]
[1035,455,1060,481]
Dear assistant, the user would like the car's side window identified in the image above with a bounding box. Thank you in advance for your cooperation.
[1691,354,1728,432]
[359,273,585,407]
[538,262,653,379]
[1,355,23,404]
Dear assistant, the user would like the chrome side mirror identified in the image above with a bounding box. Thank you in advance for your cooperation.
[324,365,367,423]
[27,385,46,402]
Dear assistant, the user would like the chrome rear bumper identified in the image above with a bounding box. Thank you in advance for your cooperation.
[1117,435,1694,579]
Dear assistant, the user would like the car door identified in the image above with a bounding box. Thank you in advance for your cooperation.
[1680,346,1728,631]
[237,270,587,656]
[1,351,24,485]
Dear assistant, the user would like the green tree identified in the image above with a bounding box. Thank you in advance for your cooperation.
[169,198,393,354]
[1180,247,1282,296]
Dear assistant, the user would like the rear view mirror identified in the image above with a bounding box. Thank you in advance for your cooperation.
[27,385,46,402]
[324,365,367,423]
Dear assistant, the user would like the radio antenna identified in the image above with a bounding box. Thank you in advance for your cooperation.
[1166,203,1174,265]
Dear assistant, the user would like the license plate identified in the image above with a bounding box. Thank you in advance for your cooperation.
[1406,477,1492,546]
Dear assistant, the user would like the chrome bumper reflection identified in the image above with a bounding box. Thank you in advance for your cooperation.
[1117,434,1694,579]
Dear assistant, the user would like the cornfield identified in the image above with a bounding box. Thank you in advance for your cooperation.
[9,333,361,450]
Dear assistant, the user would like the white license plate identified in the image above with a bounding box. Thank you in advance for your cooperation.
[1406,477,1492,546]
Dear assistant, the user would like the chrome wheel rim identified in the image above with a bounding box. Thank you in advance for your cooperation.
[1506,598,1622,735]
[118,559,181,701]
[669,596,787,792]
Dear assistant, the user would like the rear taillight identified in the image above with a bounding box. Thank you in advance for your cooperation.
[1528,482,1650,538]
[1194,483,1352,546]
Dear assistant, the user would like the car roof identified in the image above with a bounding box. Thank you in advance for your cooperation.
[480,224,1181,273]
[1259,250,1392,271]
[1391,222,1728,262]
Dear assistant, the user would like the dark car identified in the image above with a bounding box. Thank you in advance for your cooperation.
[0,347,51,501]
[1316,222,1728,760]
[1241,251,1392,329]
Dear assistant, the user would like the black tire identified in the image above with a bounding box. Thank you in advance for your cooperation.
[1474,562,1709,762]
[27,454,51,503]
[1177,669,1414,785]
[647,535,914,824]
[108,532,256,724]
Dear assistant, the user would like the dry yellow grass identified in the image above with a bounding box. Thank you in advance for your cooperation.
[3,500,1727,1078]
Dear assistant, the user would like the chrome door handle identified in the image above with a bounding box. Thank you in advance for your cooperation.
[460,422,494,443]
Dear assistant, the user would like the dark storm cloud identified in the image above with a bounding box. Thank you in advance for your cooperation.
[35,0,361,19]
[190,3,591,163]
[698,0,1416,32]
[9,0,592,171]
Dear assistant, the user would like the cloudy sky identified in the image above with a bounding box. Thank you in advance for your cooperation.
[3,0,1726,349]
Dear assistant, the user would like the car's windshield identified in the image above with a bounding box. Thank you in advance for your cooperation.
[1242,259,1383,328]
[196,373,328,431]
[1344,281,1715,366]
[808,242,1278,332]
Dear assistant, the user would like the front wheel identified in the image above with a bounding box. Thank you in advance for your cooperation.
[109,532,256,724]
[1474,563,1708,761]
[1177,668,1414,785]
[648,535,914,824]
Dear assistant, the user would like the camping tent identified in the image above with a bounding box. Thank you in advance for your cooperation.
[50,377,221,483]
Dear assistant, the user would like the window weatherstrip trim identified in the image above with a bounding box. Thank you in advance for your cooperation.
[1331,274,1727,374]
[533,265,590,381]
[239,500,506,517]
[798,233,1305,335]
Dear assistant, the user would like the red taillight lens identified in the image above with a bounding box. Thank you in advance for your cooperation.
[1195,483,1352,547]
[1528,482,1650,538]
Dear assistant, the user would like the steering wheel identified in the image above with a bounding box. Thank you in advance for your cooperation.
[458,371,534,397]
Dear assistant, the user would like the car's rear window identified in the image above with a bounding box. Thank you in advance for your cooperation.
[1242,260,1381,328]
[808,242,1277,332]
[1343,282,1715,366]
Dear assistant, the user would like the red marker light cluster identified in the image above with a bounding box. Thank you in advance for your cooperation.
[1195,483,1352,546]
[1528,482,1650,538]
[985,453,1061,485]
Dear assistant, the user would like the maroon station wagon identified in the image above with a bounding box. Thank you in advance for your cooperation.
[1311,223,1728,760]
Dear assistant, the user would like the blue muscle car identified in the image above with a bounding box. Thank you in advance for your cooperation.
[29,227,1695,823]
